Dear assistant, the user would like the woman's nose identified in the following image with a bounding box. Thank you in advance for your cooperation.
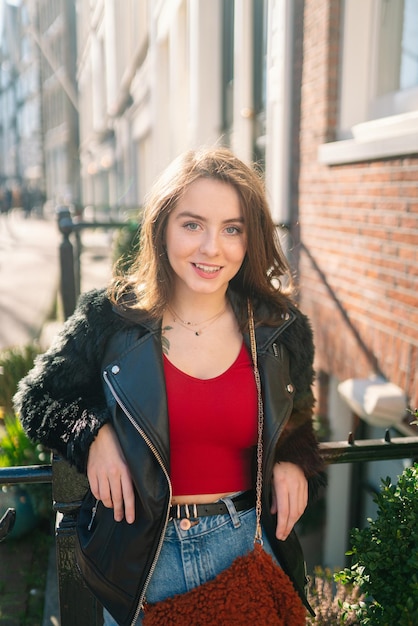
[199,231,220,255]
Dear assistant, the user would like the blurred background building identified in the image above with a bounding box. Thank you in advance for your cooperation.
[0,0,417,570]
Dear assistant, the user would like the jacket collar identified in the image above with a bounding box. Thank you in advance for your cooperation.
[248,309,297,352]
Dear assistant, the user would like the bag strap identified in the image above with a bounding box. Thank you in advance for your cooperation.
[247,299,264,545]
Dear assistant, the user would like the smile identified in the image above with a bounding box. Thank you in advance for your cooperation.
[193,263,222,274]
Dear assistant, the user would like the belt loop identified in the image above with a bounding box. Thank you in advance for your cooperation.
[220,496,241,529]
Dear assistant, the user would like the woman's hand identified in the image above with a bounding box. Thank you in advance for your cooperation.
[270,462,308,541]
[87,423,135,523]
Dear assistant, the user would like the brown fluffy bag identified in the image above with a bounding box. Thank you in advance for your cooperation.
[143,304,307,626]
[143,542,306,625]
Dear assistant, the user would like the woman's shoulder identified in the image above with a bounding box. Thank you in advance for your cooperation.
[259,299,314,359]
[75,287,111,313]
[60,288,132,343]
[256,297,312,332]
[279,304,315,372]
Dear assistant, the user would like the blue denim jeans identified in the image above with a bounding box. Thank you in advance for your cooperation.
[103,494,279,625]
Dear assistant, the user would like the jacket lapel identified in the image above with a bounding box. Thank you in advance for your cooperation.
[103,327,170,469]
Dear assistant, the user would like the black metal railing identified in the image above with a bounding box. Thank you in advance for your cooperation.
[1,433,418,625]
[56,205,139,319]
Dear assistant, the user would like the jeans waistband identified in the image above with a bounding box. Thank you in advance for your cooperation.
[169,490,255,520]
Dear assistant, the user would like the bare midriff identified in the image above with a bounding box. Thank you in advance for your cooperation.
[171,492,236,506]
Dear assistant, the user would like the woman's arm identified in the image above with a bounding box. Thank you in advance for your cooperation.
[13,289,121,473]
[267,310,326,539]
[275,309,326,500]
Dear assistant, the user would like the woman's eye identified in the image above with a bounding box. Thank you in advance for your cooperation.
[184,222,199,231]
[225,225,241,235]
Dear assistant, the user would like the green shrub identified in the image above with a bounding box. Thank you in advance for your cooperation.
[335,464,418,625]
[112,220,141,273]
[0,344,51,522]
[0,414,47,468]
[408,407,418,426]
[0,344,40,414]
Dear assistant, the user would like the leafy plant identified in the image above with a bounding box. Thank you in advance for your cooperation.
[0,414,51,520]
[112,219,141,273]
[0,344,40,415]
[306,566,365,625]
[408,407,418,426]
[0,414,47,468]
[335,464,418,625]
[0,344,51,523]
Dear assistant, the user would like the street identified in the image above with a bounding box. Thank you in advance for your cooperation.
[0,210,60,351]
[0,209,113,352]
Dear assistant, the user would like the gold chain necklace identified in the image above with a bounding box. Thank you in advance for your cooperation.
[168,305,227,336]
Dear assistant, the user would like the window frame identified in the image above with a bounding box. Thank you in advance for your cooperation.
[319,0,418,165]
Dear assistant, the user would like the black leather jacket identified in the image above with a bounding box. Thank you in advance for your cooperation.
[76,313,319,625]
[15,290,324,626]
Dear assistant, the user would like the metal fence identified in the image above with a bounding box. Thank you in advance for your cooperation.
[1,434,417,625]
[57,205,138,319]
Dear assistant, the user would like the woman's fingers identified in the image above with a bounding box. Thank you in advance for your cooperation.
[271,462,308,540]
[87,423,135,523]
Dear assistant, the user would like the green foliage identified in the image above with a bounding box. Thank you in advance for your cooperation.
[0,344,51,521]
[335,464,418,625]
[0,344,40,414]
[408,407,418,426]
[306,566,365,625]
[0,414,51,520]
[112,220,141,273]
[0,414,47,468]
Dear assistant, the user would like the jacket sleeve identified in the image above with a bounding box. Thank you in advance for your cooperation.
[275,309,326,500]
[13,289,119,473]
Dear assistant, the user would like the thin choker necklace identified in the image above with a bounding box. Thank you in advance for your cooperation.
[168,305,227,336]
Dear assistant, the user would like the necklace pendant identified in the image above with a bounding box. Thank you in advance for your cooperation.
[195,331,200,336]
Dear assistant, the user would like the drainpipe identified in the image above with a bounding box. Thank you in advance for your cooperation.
[265,0,294,235]
[231,0,253,163]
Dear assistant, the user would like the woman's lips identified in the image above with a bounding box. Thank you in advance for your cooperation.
[192,262,222,277]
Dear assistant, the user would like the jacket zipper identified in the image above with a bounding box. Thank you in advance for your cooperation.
[87,499,99,531]
[103,370,172,626]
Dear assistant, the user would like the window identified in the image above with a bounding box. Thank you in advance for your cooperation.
[371,0,418,119]
[319,0,418,164]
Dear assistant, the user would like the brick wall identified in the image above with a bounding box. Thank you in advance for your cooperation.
[296,0,418,411]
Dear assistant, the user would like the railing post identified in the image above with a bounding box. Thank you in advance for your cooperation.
[57,206,77,320]
[52,456,103,625]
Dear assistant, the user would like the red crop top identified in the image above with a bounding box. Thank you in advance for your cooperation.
[163,342,258,496]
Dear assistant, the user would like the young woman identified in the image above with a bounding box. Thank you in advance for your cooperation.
[15,147,325,626]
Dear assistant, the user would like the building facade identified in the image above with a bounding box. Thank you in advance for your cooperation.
[297,0,418,566]
[75,0,294,219]
[37,0,79,205]
[0,0,79,208]
[0,0,44,209]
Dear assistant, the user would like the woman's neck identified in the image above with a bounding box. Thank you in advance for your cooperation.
[168,292,229,324]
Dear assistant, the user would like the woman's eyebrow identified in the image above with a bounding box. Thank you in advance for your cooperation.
[175,210,245,224]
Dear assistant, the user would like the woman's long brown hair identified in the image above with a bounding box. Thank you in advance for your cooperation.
[108,147,294,327]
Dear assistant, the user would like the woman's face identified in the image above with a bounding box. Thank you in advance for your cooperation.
[164,178,247,299]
